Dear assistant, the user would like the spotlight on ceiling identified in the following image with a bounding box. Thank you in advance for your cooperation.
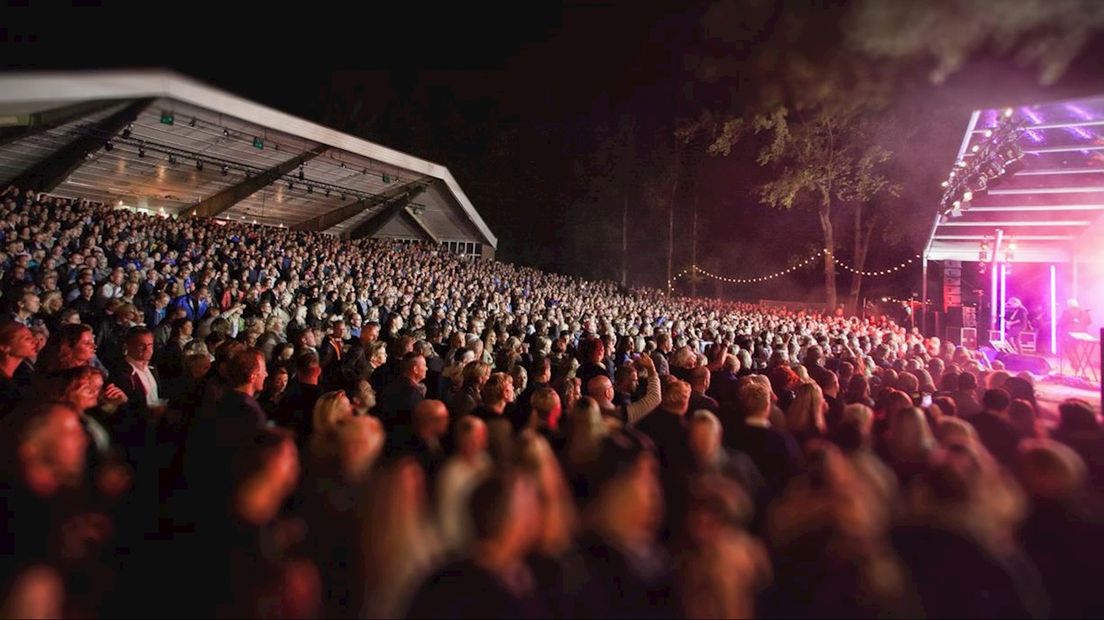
[121,124,132,139]
[104,141,114,152]
[223,128,230,137]
[196,160,204,171]
[138,147,146,158]
[168,154,177,165]
[307,185,313,194]
[221,165,229,176]
[325,189,331,197]
[189,118,197,128]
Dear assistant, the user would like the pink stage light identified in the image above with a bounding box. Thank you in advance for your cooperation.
[999,263,1008,342]
[1050,264,1058,355]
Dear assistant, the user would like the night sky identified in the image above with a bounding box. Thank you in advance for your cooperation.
[5,1,1104,302]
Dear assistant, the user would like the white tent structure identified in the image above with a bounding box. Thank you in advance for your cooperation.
[0,70,496,257]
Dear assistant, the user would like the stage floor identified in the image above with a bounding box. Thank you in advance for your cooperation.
[1032,368,1101,424]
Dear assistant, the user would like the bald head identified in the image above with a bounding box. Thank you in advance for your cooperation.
[413,399,449,439]
[689,365,710,393]
[587,375,614,402]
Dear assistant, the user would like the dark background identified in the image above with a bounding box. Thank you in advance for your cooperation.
[4,1,1104,302]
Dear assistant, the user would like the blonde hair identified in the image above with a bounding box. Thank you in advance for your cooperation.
[786,382,825,435]
[311,390,351,435]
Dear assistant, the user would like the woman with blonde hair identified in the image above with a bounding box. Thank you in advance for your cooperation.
[357,456,442,618]
[884,406,936,485]
[785,381,827,445]
[308,390,353,458]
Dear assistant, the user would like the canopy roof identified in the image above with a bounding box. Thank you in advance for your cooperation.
[925,94,1104,264]
[0,70,496,247]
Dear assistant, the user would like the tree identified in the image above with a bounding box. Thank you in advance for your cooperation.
[707,104,898,311]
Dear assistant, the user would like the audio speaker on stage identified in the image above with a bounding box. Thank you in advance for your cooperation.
[995,352,1052,375]
[946,327,977,349]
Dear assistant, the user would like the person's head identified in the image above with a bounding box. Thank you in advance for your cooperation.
[454,415,488,459]
[510,365,528,393]
[400,352,427,383]
[688,365,710,394]
[0,322,37,363]
[227,349,267,393]
[935,416,977,446]
[1057,399,1099,434]
[412,399,449,441]
[958,372,977,392]
[587,429,663,546]
[295,352,322,384]
[888,406,935,462]
[15,291,40,316]
[738,380,772,420]
[360,322,380,345]
[40,323,95,372]
[469,471,542,559]
[1016,439,1088,502]
[124,326,154,363]
[184,353,211,380]
[267,366,289,394]
[3,401,88,492]
[786,381,826,436]
[312,390,353,434]
[1005,399,1037,438]
[687,409,723,464]
[530,355,551,384]
[614,365,638,394]
[366,341,387,368]
[231,428,300,525]
[531,386,562,430]
[661,379,691,416]
[586,374,615,403]
[50,366,105,413]
[462,360,492,390]
[480,372,515,408]
[982,388,1012,415]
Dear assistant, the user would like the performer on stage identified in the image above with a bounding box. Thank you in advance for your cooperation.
[1058,298,1093,368]
[1005,297,1029,352]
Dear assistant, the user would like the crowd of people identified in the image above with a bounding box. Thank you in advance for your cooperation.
[1,185,1102,618]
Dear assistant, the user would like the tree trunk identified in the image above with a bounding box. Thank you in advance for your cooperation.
[819,203,838,311]
[690,200,698,298]
[667,146,681,292]
[621,194,628,288]
[847,204,874,313]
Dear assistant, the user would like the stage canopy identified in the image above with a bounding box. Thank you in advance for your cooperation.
[0,70,496,252]
[925,94,1104,265]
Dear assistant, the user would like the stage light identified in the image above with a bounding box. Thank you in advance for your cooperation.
[104,141,114,152]
[121,124,132,139]
[138,147,146,158]
[221,165,229,176]
[196,160,204,171]
[984,129,993,138]
[168,154,177,165]
[1003,108,1014,118]
[963,191,973,202]
[1049,265,1057,355]
[298,167,305,181]
[307,185,313,194]
[971,144,980,153]
[189,118,197,128]
[288,181,294,190]
[223,128,230,137]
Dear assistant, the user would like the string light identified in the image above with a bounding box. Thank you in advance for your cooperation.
[666,249,921,291]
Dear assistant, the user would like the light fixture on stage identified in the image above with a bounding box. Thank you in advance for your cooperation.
[167,154,177,165]
[196,160,204,171]
[221,165,229,176]
[138,147,146,158]
[223,128,230,137]
[121,124,132,139]
[104,141,114,152]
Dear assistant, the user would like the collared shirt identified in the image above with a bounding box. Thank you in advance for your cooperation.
[128,360,160,407]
